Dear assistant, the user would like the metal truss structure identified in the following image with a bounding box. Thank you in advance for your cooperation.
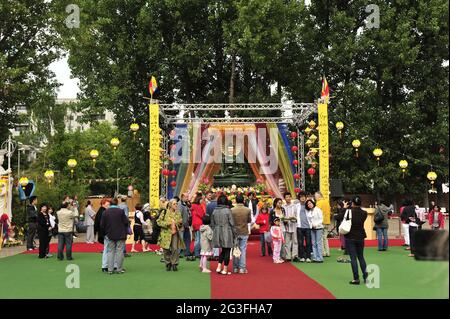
[156,102,315,193]
[159,103,316,125]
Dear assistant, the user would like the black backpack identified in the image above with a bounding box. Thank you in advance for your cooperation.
[374,209,384,223]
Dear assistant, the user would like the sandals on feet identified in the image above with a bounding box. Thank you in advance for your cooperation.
[220,270,231,275]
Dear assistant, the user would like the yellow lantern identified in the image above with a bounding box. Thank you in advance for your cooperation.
[427,171,437,191]
[67,159,77,178]
[19,177,29,190]
[305,139,313,147]
[309,134,317,143]
[352,139,361,157]
[130,123,139,141]
[399,160,408,178]
[373,148,383,165]
[110,138,120,153]
[304,127,312,135]
[90,149,99,168]
[308,120,316,129]
[336,121,344,138]
[44,170,54,187]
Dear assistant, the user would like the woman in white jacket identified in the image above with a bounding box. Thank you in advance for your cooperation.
[306,199,324,263]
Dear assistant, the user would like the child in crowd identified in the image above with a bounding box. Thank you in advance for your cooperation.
[270,217,285,264]
[199,215,213,273]
[255,206,272,257]
[428,205,445,230]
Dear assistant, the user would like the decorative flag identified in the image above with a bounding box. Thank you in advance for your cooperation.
[321,76,329,104]
[149,76,158,96]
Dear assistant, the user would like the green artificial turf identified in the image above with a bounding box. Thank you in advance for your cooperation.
[293,247,449,299]
[0,252,210,299]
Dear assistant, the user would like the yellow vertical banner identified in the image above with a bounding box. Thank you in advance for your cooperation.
[318,102,330,203]
[149,103,160,208]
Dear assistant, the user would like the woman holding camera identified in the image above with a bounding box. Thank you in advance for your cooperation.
[338,196,368,285]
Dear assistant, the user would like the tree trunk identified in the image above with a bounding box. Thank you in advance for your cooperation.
[229,52,236,104]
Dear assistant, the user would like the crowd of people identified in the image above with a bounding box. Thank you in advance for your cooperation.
[20,190,447,283]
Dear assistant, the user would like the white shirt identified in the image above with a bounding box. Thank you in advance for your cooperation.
[135,211,148,226]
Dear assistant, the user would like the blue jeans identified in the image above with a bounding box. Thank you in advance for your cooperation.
[233,235,249,271]
[180,228,192,256]
[194,230,201,257]
[311,228,323,261]
[376,227,388,250]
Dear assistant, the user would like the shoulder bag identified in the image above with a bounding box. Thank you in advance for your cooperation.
[338,209,352,235]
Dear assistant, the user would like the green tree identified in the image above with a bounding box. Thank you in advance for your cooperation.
[0,0,60,142]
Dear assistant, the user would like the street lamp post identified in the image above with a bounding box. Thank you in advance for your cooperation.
[116,168,120,197]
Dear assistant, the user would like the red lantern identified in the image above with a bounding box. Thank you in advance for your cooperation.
[170,181,177,187]
[307,168,316,179]
[291,146,298,152]
[294,187,301,193]
[170,170,177,177]
[162,169,170,176]
[290,131,298,139]
[293,173,300,180]
[292,159,299,166]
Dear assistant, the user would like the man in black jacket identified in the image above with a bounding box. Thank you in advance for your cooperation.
[245,193,259,219]
[26,196,38,250]
[101,198,129,274]
[338,196,368,285]
[400,200,419,257]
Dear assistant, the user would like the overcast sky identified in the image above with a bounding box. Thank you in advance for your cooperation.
[49,56,80,99]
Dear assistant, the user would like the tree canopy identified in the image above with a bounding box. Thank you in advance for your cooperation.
[3,0,448,201]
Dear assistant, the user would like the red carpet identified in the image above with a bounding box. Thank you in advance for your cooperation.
[22,238,405,254]
[22,243,161,254]
[210,241,335,299]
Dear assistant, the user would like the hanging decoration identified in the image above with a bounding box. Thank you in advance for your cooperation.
[292,159,298,166]
[67,159,77,178]
[352,139,361,158]
[130,123,139,141]
[291,145,298,152]
[307,167,316,180]
[110,138,120,154]
[19,177,29,190]
[335,121,344,139]
[427,170,437,192]
[399,160,408,178]
[304,127,312,135]
[308,120,316,129]
[90,149,99,168]
[44,170,54,187]
[373,148,383,165]
[290,131,298,139]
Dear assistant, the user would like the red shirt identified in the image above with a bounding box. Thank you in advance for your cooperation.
[428,210,445,229]
[191,203,205,231]
[255,213,270,233]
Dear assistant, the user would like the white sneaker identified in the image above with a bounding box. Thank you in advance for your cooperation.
[306,258,311,263]
[300,258,305,262]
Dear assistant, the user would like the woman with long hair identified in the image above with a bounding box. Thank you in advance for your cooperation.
[306,199,324,263]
